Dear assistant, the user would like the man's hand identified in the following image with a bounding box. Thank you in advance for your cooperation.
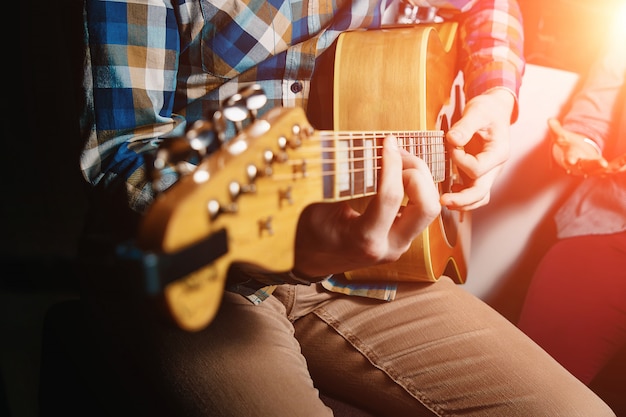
[291,136,441,279]
[440,88,515,211]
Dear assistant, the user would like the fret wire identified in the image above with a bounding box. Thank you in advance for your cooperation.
[304,131,447,197]
[347,134,356,199]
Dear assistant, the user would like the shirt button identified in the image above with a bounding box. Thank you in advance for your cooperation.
[290,81,303,94]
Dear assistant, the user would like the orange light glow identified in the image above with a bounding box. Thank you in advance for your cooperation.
[612,3,626,40]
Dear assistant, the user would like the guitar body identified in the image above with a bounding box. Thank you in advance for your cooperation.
[333,23,471,283]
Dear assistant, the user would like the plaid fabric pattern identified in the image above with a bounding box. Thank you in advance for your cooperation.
[458,0,524,109]
[80,0,524,302]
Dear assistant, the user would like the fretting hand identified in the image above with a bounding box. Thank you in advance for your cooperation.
[291,135,441,280]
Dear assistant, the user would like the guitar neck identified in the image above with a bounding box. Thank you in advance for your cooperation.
[315,129,445,201]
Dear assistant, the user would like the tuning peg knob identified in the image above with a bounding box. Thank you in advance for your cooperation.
[185,119,214,156]
[238,83,267,120]
[222,93,248,133]
[221,84,268,132]
[212,110,228,144]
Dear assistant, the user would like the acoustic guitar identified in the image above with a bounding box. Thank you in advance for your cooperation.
[137,22,470,331]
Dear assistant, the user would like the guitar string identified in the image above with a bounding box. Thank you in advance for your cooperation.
[286,130,447,174]
[268,147,448,185]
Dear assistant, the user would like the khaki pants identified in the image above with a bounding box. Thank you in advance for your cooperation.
[82,271,615,417]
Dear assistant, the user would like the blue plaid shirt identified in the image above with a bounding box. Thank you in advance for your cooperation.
[80,0,524,303]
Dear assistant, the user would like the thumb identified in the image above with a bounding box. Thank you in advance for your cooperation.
[447,119,476,148]
[547,118,563,133]
[446,103,487,147]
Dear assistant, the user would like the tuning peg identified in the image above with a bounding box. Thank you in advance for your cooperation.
[222,84,268,132]
[222,92,248,133]
[185,119,214,156]
[212,110,228,144]
[146,136,199,193]
[397,3,439,24]
[238,83,267,120]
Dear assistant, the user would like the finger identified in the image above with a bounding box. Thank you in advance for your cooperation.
[448,106,510,179]
[449,132,509,180]
[561,144,608,173]
[548,118,566,137]
[441,185,490,211]
[576,158,609,172]
[446,112,486,149]
[390,155,441,247]
[440,164,502,210]
[606,152,626,173]
[357,136,405,236]
[445,93,497,147]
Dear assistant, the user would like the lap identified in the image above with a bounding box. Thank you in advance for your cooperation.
[293,277,615,416]
[82,264,615,417]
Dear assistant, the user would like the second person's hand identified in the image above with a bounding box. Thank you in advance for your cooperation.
[548,118,610,176]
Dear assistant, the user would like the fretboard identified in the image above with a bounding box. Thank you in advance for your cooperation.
[318,130,445,200]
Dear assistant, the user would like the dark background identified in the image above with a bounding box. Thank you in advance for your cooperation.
[2,1,625,416]
[6,1,87,266]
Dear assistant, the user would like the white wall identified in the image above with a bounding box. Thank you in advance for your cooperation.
[462,64,582,320]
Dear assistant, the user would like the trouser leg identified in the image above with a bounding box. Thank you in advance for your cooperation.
[83,277,334,417]
[291,278,615,417]
[518,231,626,385]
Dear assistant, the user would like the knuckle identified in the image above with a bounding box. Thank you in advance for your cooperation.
[357,235,388,262]
[378,189,404,207]
[424,200,442,220]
